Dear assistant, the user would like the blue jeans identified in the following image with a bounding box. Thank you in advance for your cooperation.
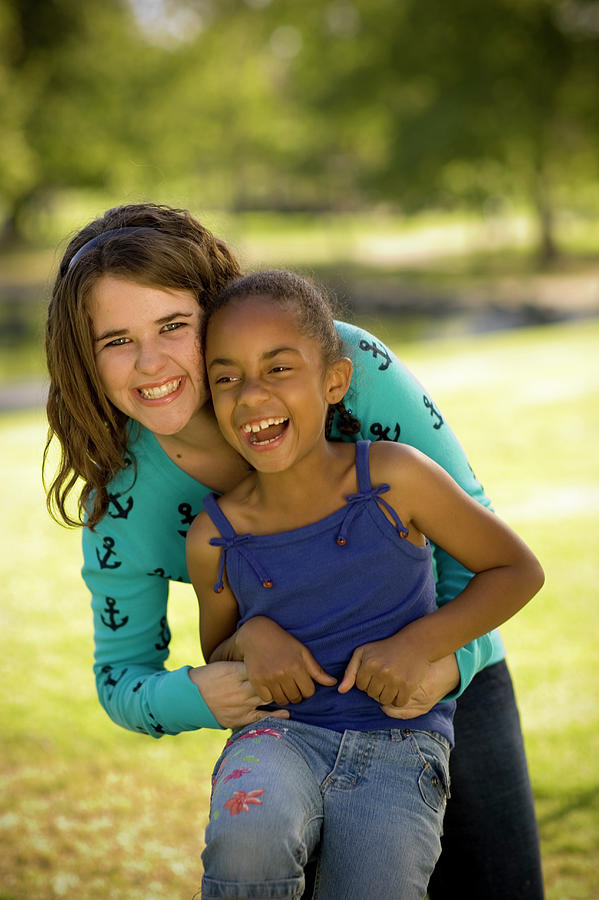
[428,660,544,899]
[202,719,450,899]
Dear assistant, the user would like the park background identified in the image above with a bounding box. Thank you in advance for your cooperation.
[1,1,598,897]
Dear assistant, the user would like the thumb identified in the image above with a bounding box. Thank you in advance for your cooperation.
[338,648,363,694]
[303,650,337,686]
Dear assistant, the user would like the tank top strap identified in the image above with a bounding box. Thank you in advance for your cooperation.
[354,440,373,492]
[202,492,237,539]
[335,440,409,546]
[202,493,274,594]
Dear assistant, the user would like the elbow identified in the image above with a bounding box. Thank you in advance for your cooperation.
[527,556,545,600]
[536,560,545,594]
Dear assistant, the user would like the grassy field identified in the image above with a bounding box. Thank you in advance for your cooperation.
[1,318,598,898]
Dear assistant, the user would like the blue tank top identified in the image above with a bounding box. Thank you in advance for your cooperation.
[203,441,455,743]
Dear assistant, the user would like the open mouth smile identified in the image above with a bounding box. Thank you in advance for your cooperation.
[241,417,289,446]
[137,378,183,400]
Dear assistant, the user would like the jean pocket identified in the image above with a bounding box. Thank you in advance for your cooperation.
[417,759,449,813]
[408,731,451,813]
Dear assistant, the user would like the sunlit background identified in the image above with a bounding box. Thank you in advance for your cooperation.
[1,1,598,897]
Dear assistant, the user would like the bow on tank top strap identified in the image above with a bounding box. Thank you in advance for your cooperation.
[335,441,409,546]
[202,493,274,593]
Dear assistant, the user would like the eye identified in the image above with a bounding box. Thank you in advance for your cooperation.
[161,321,185,333]
[270,365,291,374]
[213,374,239,385]
[104,336,130,348]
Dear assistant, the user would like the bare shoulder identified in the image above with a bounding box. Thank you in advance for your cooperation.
[368,440,432,485]
[186,505,221,553]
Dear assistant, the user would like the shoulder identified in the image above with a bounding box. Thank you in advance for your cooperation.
[368,440,434,488]
[186,503,221,548]
[186,480,254,549]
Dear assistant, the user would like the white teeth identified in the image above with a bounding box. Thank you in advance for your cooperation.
[139,378,181,400]
[242,417,287,434]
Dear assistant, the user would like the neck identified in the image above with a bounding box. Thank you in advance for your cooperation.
[155,404,219,453]
[151,406,252,492]
[253,440,356,522]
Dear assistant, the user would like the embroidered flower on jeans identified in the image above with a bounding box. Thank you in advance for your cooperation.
[224,789,265,816]
[226,727,283,748]
[224,768,251,782]
[212,759,227,787]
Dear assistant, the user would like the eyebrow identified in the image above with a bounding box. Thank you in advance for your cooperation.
[208,346,301,368]
[94,311,195,343]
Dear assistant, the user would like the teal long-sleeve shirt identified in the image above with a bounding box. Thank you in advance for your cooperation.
[82,321,504,737]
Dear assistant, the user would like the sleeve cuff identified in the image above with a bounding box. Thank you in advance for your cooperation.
[151,665,224,732]
[444,632,498,701]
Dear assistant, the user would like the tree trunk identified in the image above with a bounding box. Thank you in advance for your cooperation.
[0,191,37,249]
[532,166,559,267]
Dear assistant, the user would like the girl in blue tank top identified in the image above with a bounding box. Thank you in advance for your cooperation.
[186,270,544,900]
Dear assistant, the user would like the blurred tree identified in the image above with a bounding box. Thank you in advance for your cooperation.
[2,0,598,255]
[283,0,599,260]
[0,0,168,244]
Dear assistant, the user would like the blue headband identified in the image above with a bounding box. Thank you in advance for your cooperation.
[64,226,156,275]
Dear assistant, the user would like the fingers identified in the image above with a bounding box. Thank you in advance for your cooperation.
[338,648,363,694]
[252,652,336,705]
[253,708,290,722]
[376,682,400,706]
[270,684,299,706]
[266,677,306,706]
[264,708,290,719]
[304,653,337,687]
[256,685,273,703]
[309,668,337,687]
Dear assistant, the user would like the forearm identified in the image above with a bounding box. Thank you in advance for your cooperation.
[432,544,500,695]
[208,632,244,663]
[208,616,278,664]
[402,563,543,664]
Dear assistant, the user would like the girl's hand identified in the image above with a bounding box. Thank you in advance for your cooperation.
[235,616,336,706]
[380,653,460,718]
[338,631,433,708]
[188,661,290,729]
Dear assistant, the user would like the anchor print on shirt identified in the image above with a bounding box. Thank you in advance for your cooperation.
[147,568,185,582]
[177,502,198,538]
[155,616,171,651]
[100,597,129,631]
[107,492,134,519]
[100,664,128,700]
[148,712,166,735]
[358,338,392,371]
[370,421,401,442]
[423,395,444,430]
[96,536,122,569]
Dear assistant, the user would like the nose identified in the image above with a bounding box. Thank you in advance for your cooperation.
[135,338,167,376]
[238,376,270,407]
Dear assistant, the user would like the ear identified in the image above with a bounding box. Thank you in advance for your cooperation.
[325,356,353,405]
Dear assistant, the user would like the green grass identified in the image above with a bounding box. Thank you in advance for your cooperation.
[1,318,598,898]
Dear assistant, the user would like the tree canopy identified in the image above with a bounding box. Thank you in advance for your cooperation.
[2,0,598,256]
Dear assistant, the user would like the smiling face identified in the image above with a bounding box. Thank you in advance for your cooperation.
[89,274,208,435]
[205,294,352,474]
